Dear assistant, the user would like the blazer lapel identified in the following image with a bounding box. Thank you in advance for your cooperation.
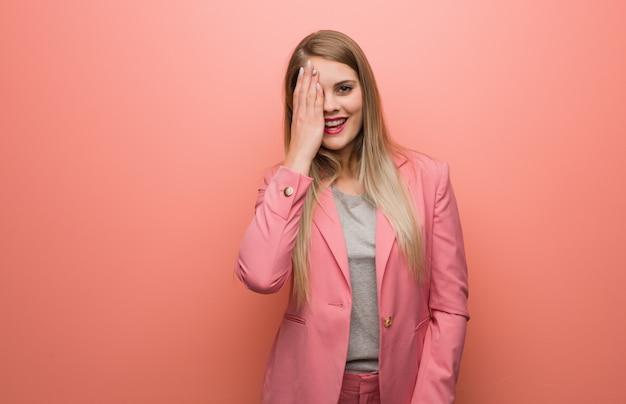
[313,188,396,293]
[312,185,351,286]
[312,151,412,293]
[376,153,412,292]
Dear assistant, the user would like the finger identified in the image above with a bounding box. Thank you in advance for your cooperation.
[314,82,324,114]
[306,64,319,109]
[292,66,304,113]
[299,60,314,113]
[311,67,324,113]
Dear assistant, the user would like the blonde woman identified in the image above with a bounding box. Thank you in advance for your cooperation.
[236,30,469,404]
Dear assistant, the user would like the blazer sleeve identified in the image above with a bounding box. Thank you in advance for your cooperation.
[235,165,313,294]
[412,162,469,403]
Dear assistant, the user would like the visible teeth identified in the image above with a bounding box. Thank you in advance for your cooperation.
[325,118,347,128]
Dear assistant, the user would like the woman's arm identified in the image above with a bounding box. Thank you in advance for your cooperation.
[236,60,324,294]
[412,162,470,403]
[235,166,312,294]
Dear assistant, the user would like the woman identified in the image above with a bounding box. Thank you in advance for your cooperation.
[235,30,469,404]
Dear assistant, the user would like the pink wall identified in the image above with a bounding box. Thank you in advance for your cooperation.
[2,1,625,403]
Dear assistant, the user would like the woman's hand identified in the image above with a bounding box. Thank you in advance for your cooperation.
[284,60,324,175]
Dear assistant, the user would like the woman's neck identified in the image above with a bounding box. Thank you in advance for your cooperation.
[333,169,360,195]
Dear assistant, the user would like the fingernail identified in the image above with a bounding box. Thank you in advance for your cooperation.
[306,60,312,70]
[312,69,317,76]
[316,83,321,91]
[298,67,304,77]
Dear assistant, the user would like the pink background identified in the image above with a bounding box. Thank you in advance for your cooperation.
[2,1,625,403]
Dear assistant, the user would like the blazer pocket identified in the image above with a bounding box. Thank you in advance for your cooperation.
[414,316,431,370]
[415,316,430,332]
[283,313,306,326]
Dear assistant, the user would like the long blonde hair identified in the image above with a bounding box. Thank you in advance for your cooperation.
[283,30,424,306]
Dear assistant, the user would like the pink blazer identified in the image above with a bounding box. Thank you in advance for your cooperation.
[236,151,469,403]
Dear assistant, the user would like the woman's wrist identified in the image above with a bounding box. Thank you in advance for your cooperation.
[283,151,313,176]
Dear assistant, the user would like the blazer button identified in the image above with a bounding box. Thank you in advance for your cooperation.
[283,186,294,197]
[384,316,393,328]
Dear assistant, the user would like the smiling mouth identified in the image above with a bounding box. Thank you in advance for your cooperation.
[324,118,347,134]
[325,118,347,128]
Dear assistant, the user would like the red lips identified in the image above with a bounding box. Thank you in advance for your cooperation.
[324,117,347,135]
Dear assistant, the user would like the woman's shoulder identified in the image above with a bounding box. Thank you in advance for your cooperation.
[394,148,449,176]
[393,149,452,200]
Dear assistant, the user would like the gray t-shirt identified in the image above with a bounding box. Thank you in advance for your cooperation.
[332,186,380,374]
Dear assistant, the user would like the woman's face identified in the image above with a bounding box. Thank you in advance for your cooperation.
[309,56,363,161]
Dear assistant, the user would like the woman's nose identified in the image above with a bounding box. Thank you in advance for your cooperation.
[323,94,339,113]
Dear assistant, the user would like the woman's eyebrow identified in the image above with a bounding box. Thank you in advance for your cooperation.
[333,80,358,87]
